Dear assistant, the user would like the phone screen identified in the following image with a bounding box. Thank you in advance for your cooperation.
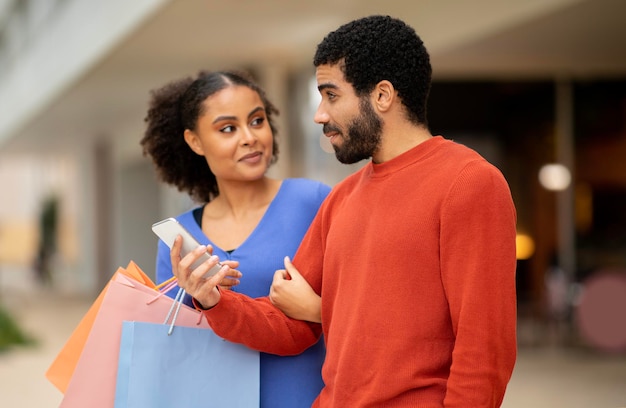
[151,218,222,278]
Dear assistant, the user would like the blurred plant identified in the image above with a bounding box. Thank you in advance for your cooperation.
[0,304,35,352]
[34,194,60,286]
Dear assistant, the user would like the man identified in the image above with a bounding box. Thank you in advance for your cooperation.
[173,15,517,407]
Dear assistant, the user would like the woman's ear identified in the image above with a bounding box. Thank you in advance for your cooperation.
[184,129,204,156]
[373,80,395,113]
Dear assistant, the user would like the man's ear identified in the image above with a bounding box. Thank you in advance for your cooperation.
[372,80,395,112]
[184,129,204,156]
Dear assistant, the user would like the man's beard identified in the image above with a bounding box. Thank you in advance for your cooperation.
[325,98,382,164]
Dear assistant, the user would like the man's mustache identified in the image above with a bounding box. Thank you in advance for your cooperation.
[323,124,341,135]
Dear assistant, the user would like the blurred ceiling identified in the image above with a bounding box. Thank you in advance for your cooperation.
[3,0,626,154]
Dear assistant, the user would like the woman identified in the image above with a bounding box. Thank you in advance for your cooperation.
[141,70,330,408]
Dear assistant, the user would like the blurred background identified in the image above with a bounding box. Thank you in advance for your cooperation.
[0,0,625,406]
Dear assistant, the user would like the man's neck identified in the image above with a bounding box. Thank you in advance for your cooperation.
[372,124,433,164]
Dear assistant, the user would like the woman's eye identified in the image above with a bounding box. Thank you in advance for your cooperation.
[220,125,235,133]
[250,117,265,127]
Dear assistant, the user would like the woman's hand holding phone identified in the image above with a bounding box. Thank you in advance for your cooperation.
[151,217,242,306]
[170,235,240,309]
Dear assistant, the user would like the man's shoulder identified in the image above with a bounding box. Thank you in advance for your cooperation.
[437,138,501,171]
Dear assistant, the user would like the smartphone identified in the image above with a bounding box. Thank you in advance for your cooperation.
[151,217,223,279]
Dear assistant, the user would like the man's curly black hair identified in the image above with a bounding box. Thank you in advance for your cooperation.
[140,70,279,203]
[313,15,432,127]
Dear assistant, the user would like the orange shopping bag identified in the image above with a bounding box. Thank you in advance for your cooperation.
[45,261,156,393]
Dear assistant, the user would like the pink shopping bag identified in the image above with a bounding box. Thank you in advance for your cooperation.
[45,261,155,392]
[59,269,259,407]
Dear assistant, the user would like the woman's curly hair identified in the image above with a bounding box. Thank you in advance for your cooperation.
[140,70,279,203]
[313,15,432,127]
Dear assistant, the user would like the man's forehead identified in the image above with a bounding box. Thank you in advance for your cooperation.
[315,64,347,87]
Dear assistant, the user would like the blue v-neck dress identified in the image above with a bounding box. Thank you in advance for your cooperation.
[155,178,330,408]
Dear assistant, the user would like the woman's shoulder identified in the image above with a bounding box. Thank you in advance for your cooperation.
[282,178,331,202]
[285,178,331,192]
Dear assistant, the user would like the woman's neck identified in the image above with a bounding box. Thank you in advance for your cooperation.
[207,177,281,220]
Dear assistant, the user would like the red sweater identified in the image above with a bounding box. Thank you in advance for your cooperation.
[203,136,517,407]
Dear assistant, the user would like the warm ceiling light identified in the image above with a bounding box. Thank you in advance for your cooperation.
[538,163,571,191]
[516,233,535,260]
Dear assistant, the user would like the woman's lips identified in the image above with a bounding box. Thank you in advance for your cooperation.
[239,151,262,163]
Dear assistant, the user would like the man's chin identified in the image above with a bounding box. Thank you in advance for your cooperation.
[334,148,369,164]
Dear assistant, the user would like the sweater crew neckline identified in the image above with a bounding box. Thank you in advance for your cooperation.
[368,136,445,178]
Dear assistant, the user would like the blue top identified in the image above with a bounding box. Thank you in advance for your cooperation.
[156,178,331,408]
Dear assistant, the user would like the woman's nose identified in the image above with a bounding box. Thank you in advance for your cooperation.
[240,127,257,145]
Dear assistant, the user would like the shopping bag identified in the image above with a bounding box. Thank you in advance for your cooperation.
[59,268,259,408]
[45,261,155,392]
[115,321,260,408]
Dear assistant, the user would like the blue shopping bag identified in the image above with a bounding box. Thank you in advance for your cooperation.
[114,321,260,408]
